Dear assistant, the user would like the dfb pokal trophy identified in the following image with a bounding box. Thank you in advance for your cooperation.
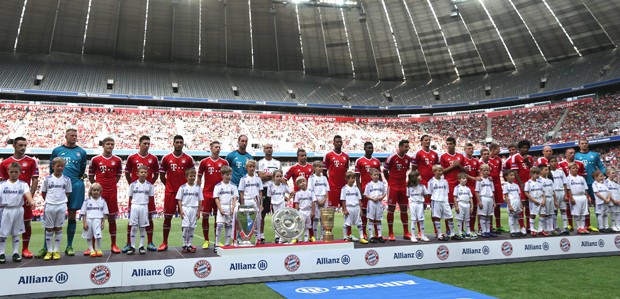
[236,205,258,246]
[321,208,335,242]
[272,207,305,243]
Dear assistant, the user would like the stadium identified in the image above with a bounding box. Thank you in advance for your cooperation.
[0,0,619,298]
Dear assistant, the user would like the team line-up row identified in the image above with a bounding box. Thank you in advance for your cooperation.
[0,132,615,263]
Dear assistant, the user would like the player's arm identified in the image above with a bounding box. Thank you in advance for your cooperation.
[355,172,362,194]
[453,191,460,213]
[442,161,460,174]
[382,168,390,182]
[79,149,88,178]
[88,159,96,184]
[596,155,606,175]
[24,189,33,207]
[340,188,348,215]
[524,185,539,205]
[293,194,299,210]
[29,174,39,197]
[176,192,185,218]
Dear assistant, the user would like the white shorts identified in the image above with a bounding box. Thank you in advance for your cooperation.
[555,191,566,210]
[508,198,523,215]
[271,202,286,214]
[0,207,24,237]
[82,218,103,239]
[529,200,542,215]
[344,206,361,227]
[300,210,312,230]
[130,204,149,228]
[595,203,609,215]
[571,195,588,216]
[182,206,199,228]
[44,203,66,229]
[456,201,471,221]
[541,197,555,215]
[478,196,494,216]
[367,201,384,221]
[431,201,453,220]
[216,213,234,226]
[408,202,424,222]
[612,203,620,213]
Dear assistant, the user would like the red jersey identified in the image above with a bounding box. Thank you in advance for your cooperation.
[198,157,229,195]
[89,154,123,190]
[510,153,534,185]
[159,152,195,193]
[486,156,503,184]
[0,155,39,186]
[323,151,349,189]
[411,149,439,186]
[462,155,480,187]
[354,156,381,192]
[536,157,550,167]
[558,160,586,177]
[124,152,160,184]
[440,152,465,186]
[503,155,514,171]
[384,153,411,187]
[285,163,313,191]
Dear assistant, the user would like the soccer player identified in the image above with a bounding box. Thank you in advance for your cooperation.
[537,146,553,167]
[238,160,263,243]
[341,171,368,244]
[383,140,412,241]
[197,141,229,249]
[88,137,123,254]
[566,163,591,234]
[293,176,316,243]
[592,170,611,233]
[355,141,381,240]
[454,173,473,239]
[127,166,155,255]
[503,144,517,172]
[462,143,481,233]
[524,167,544,236]
[177,168,203,253]
[285,148,314,191]
[81,183,108,257]
[0,137,39,259]
[365,169,386,243]
[503,171,522,237]
[559,148,586,230]
[0,162,34,263]
[158,135,195,251]
[39,129,87,257]
[257,143,281,244]
[550,157,570,234]
[123,135,159,252]
[226,135,253,187]
[410,135,438,236]
[439,137,465,234]
[511,139,534,233]
[308,161,329,241]
[575,139,606,232]
[487,144,507,233]
[429,165,459,241]
[40,158,72,260]
[214,166,238,248]
[324,135,350,208]
[476,164,495,238]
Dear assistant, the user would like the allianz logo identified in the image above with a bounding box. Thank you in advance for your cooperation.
[317,255,350,265]
[230,260,268,271]
[132,265,175,277]
[462,246,490,255]
[524,242,550,251]
[581,239,604,248]
[18,272,68,285]
[393,250,424,260]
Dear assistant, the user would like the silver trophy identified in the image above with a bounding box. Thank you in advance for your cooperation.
[236,205,258,246]
[272,207,305,243]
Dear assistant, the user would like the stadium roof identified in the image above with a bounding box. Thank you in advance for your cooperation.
[1,0,618,81]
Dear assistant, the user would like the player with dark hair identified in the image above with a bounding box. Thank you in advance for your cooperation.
[383,139,412,241]
[324,135,350,208]
[285,148,313,191]
[123,135,159,252]
[158,135,195,251]
[355,141,381,240]
[197,141,229,249]
[511,139,534,233]
[575,139,606,232]
[226,135,253,187]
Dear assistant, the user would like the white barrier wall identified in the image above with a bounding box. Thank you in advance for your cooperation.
[2,234,619,296]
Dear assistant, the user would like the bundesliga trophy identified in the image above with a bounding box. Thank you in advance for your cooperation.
[272,207,305,243]
[321,208,335,242]
[236,205,258,246]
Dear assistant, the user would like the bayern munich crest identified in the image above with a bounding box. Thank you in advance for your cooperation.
[559,238,571,253]
[365,250,379,266]
[501,242,513,256]
[614,236,620,250]
[436,245,449,261]
[194,260,212,279]
[284,254,301,272]
[90,265,111,285]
